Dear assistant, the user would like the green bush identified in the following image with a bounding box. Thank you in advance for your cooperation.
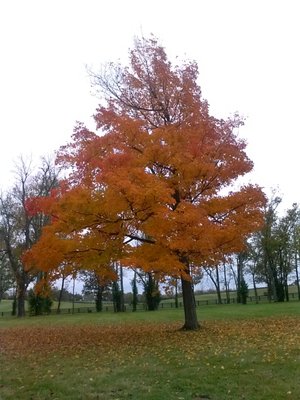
[237,278,249,304]
[28,289,52,315]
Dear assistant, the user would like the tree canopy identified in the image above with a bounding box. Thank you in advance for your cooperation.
[23,37,266,329]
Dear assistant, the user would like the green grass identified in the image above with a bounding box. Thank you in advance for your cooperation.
[0,299,13,312]
[1,301,300,328]
[1,302,300,399]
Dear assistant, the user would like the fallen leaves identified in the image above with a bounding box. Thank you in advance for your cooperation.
[1,316,300,365]
[1,315,300,400]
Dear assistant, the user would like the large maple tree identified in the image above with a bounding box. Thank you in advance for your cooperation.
[24,37,265,329]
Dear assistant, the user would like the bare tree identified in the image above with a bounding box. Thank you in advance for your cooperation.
[0,252,14,301]
[0,157,59,316]
[203,265,222,304]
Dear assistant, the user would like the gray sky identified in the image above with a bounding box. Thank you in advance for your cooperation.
[0,0,299,213]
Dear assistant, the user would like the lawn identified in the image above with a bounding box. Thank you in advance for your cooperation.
[1,303,300,399]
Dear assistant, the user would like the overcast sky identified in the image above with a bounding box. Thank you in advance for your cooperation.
[0,0,299,214]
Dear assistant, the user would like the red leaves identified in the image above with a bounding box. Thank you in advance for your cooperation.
[24,197,42,216]
[25,186,63,217]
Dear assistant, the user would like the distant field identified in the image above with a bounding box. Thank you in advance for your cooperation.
[162,284,300,304]
[0,300,96,314]
[194,284,300,301]
[1,285,300,315]
[1,302,300,399]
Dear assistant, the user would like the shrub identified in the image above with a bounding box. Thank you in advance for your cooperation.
[28,289,52,315]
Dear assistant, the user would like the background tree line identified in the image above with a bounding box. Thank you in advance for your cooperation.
[1,190,300,314]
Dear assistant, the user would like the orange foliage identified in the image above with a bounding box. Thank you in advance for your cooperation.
[23,37,266,282]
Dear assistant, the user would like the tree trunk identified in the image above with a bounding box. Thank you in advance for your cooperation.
[72,276,75,314]
[57,275,65,313]
[284,271,289,302]
[112,281,121,312]
[215,266,222,304]
[223,263,230,304]
[275,278,285,302]
[252,272,258,304]
[131,271,138,312]
[95,286,103,312]
[268,261,278,302]
[119,264,125,312]
[175,278,179,309]
[237,257,242,304]
[16,283,26,317]
[181,265,199,330]
[295,252,300,301]
[230,265,237,289]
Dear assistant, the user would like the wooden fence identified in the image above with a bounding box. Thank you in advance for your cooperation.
[1,292,300,317]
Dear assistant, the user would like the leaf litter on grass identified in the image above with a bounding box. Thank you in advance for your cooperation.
[1,317,300,399]
[1,317,300,362]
